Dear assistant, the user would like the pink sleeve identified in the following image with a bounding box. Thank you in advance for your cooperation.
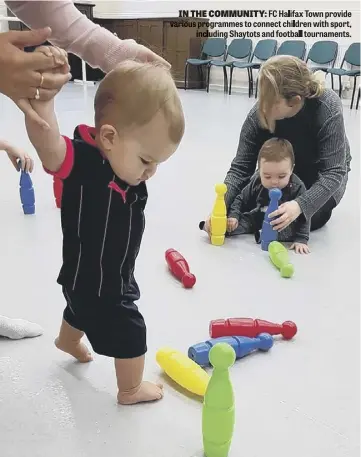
[5,0,141,73]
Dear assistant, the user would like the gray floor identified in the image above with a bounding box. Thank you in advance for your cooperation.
[0,85,359,457]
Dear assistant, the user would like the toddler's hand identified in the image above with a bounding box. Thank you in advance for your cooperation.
[290,242,310,254]
[0,140,34,173]
[34,45,69,69]
[227,217,238,232]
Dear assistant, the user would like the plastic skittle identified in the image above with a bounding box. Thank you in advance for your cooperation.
[210,183,227,246]
[188,334,273,366]
[165,248,196,288]
[210,317,297,340]
[53,176,63,208]
[202,343,236,457]
[19,168,35,215]
[156,347,209,396]
[268,241,295,278]
[261,188,282,251]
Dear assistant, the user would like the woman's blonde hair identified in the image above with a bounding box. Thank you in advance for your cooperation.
[258,55,325,132]
[94,60,184,145]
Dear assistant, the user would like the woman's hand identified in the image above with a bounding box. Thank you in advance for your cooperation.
[0,140,34,173]
[269,201,302,231]
[0,28,71,128]
[122,39,171,69]
[16,45,71,128]
[227,218,238,232]
[0,28,69,100]
[290,242,310,254]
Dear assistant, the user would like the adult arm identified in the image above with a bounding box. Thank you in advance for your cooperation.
[295,109,347,220]
[228,176,258,219]
[224,108,261,209]
[292,183,311,244]
[6,1,169,73]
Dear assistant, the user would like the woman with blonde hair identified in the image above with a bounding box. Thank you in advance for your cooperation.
[205,55,351,234]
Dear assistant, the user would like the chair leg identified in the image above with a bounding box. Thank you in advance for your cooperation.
[247,69,251,97]
[223,67,228,94]
[197,65,203,89]
[331,74,334,91]
[338,75,342,97]
[350,76,357,109]
[206,64,211,93]
[255,75,259,98]
[229,66,234,95]
[184,63,188,90]
[356,87,360,110]
[249,70,253,97]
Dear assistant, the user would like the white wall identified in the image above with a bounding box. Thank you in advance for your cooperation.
[0,0,9,32]
[93,0,208,18]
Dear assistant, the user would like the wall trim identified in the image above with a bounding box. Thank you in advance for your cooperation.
[93,11,179,19]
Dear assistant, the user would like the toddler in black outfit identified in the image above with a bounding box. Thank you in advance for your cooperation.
[25,47,185,404]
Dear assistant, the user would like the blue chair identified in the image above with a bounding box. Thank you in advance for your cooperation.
[184,38,227,92]
[228,39,277,96]
[306,41,338,72]
[326,42,360,107]
[207,39,252,94]
[276,40,306,60]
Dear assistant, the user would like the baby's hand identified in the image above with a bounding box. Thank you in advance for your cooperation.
[227,217,239,232]
[34,45,69,70]
[30,45,70,104]
[290,242,310,254]
[0,140,34,173]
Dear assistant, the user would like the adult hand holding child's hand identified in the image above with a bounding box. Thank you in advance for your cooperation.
[16,45,71,128]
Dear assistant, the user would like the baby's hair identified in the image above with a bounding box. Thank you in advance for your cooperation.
[258,138,295,167]
[94,59,185,144]
[257,55,325,132]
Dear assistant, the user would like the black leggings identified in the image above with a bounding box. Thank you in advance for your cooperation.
[310,197,336,231]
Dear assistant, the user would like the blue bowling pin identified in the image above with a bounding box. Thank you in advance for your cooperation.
[19,168,35,215]
[188,334,274,366]
[261,188,282,251]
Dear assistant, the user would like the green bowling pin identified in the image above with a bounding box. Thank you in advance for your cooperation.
[202,343,236,457]
[268,241,294,278]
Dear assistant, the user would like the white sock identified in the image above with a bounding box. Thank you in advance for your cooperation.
[0,315,43,340]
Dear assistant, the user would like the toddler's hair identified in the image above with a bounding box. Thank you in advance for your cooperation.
[258,138,295,167]
[258,55,325,132]
[94,60,184,144]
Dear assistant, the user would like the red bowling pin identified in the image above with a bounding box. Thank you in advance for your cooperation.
[210,318,297,340]
[165,248,196,288]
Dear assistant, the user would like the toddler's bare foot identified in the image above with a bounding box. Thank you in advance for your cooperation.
[117,381,164,405]
[55,337,93,363]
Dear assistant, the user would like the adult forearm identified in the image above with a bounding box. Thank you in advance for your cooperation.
[294,218,310,244]
[295,167,346,220]
[6,1,136,73]
[223,109,260,208]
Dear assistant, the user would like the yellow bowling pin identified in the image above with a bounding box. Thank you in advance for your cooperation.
[211,183,227,246]
[156,347,210,396]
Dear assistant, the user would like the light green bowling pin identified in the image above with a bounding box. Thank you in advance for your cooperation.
[268,241,294,278]
[202,343,236,457]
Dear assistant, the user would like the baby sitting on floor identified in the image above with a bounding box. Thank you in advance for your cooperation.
[226,137,310,254]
